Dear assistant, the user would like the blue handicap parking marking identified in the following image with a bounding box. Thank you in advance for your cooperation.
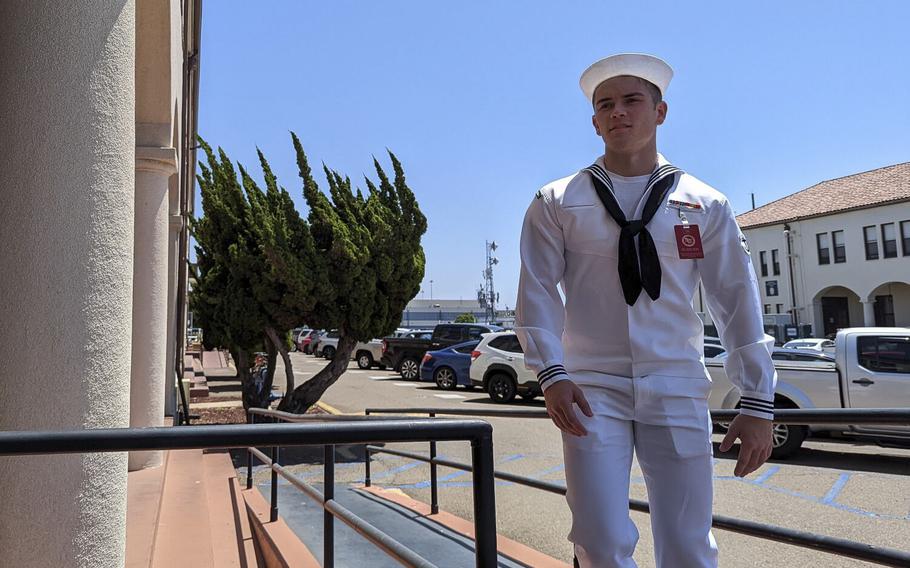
[714,465,909,521]
[392,454,527,489]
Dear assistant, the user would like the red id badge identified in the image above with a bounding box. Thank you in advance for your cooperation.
[674,224,704,259]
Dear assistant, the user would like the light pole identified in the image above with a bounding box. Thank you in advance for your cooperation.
[430,279,433,302]
[783,223,799,329]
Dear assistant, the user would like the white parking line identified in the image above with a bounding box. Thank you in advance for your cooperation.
[393,382,417,387]
[369,376,393,380]
[434,394,466,399]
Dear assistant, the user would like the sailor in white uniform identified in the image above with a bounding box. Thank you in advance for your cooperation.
[515,54,777,568]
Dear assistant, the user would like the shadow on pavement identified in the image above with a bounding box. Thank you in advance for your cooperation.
[712,440,910,475]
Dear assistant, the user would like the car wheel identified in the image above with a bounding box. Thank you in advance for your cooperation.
[400,357,420,380]
[357,352,373,369]
[323,346,335,360]
[770,421,807,459]
[434,367,457,390]
[487,373,516,403]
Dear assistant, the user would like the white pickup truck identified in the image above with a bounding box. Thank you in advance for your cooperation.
[708,327,910,458]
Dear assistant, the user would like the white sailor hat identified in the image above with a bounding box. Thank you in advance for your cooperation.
[579,53,673,102]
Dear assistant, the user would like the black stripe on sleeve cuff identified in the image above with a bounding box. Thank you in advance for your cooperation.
[740,396,774,409]
[537,364,568,386]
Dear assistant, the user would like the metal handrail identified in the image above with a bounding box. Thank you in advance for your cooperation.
[362,406,910,567]
[364,406,910,425]
[245,410,497,567]
[0,418,498,568]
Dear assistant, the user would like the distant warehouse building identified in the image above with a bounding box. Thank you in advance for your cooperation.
[400,298,514,328]
[704,162,910,341]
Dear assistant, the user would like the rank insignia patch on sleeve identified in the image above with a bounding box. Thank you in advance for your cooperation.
[740,234,751,255]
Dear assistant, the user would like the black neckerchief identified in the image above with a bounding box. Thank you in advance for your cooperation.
[583,161,683,306]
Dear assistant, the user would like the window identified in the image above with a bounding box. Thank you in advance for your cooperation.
[489,334,523,353]
[881,223,897,258]
[765,280,779,297]
[832,230,846,263]
[435,326,463,341]
[816,233,830,265]
[776,304,783,314]
[864,225,879,260]
[467,326,487,340]
[901,221,910,256]
[759,251,768,277]
[858,336,910,373]
[771,249,780,275]
[454,342,478,354]
[764,304,771,314]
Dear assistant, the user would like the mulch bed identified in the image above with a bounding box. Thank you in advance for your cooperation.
[193,402,328,425]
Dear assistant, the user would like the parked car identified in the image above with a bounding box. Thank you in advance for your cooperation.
[708,327,910,458]
[290,327,308,351]
[704,343,726,361]
[353,339,385,369]
[309,330,331,356]
[297,329,319,354]
[419,340,480,390]
[314,330,341,358]
[469,331,540,403]
[381,323,503,380]
[783,338,836,353]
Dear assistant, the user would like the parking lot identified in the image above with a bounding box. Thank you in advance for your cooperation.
[270,351,910,567]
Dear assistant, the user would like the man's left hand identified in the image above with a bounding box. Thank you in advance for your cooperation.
[719,413,773,477]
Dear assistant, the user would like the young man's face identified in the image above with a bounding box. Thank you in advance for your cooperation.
[591,75,667,155]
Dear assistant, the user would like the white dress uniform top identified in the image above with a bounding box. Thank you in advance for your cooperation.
[515,154,778,567]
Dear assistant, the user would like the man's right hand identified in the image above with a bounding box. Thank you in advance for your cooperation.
[543,380,593,437]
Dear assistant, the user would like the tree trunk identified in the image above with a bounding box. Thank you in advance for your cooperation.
[277,334,357,414]
[265,326,294,392]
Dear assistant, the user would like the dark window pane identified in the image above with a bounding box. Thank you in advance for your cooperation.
[901,221,910,256]
[864,226,879,260]
[771,249,780,275]
[759,251,768,277]
[454,342,478,353]
[816,233,830,265]
[503,336,524,353]
[832,230,846,263]
[858,336,910,373]
[882,223,897,258]
[436,326,463,341]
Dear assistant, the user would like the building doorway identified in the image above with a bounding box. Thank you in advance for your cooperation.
[874,295,895,326]
[821,297,850,337]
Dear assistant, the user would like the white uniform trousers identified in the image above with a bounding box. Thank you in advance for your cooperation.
[562,374,718,568]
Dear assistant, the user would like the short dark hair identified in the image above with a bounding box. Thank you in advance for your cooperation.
[638,78,662,106]
[591,76,663,108]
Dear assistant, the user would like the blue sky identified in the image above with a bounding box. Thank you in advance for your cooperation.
[197,1,909,309]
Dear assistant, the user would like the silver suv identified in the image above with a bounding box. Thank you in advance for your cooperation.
[469,331,540,403]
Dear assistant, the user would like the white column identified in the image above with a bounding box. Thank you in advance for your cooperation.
[164,175,181,418]
[861,298,877,327]
[129,147,177,471]
[0,2,135,567]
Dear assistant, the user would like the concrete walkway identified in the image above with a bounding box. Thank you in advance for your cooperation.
[256,482,552,567]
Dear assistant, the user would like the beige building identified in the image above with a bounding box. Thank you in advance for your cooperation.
[730,163,910,340]
[0,1,200,566]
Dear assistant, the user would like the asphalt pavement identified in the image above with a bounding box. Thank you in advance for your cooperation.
[269,351,910,567]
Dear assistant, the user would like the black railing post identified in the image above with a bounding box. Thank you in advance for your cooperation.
[270,446,279,522]
[246,412,255,490]
[325,444,335,568]
[429,412,438,515]
[471,431,497,568]
[364,410,371,487]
